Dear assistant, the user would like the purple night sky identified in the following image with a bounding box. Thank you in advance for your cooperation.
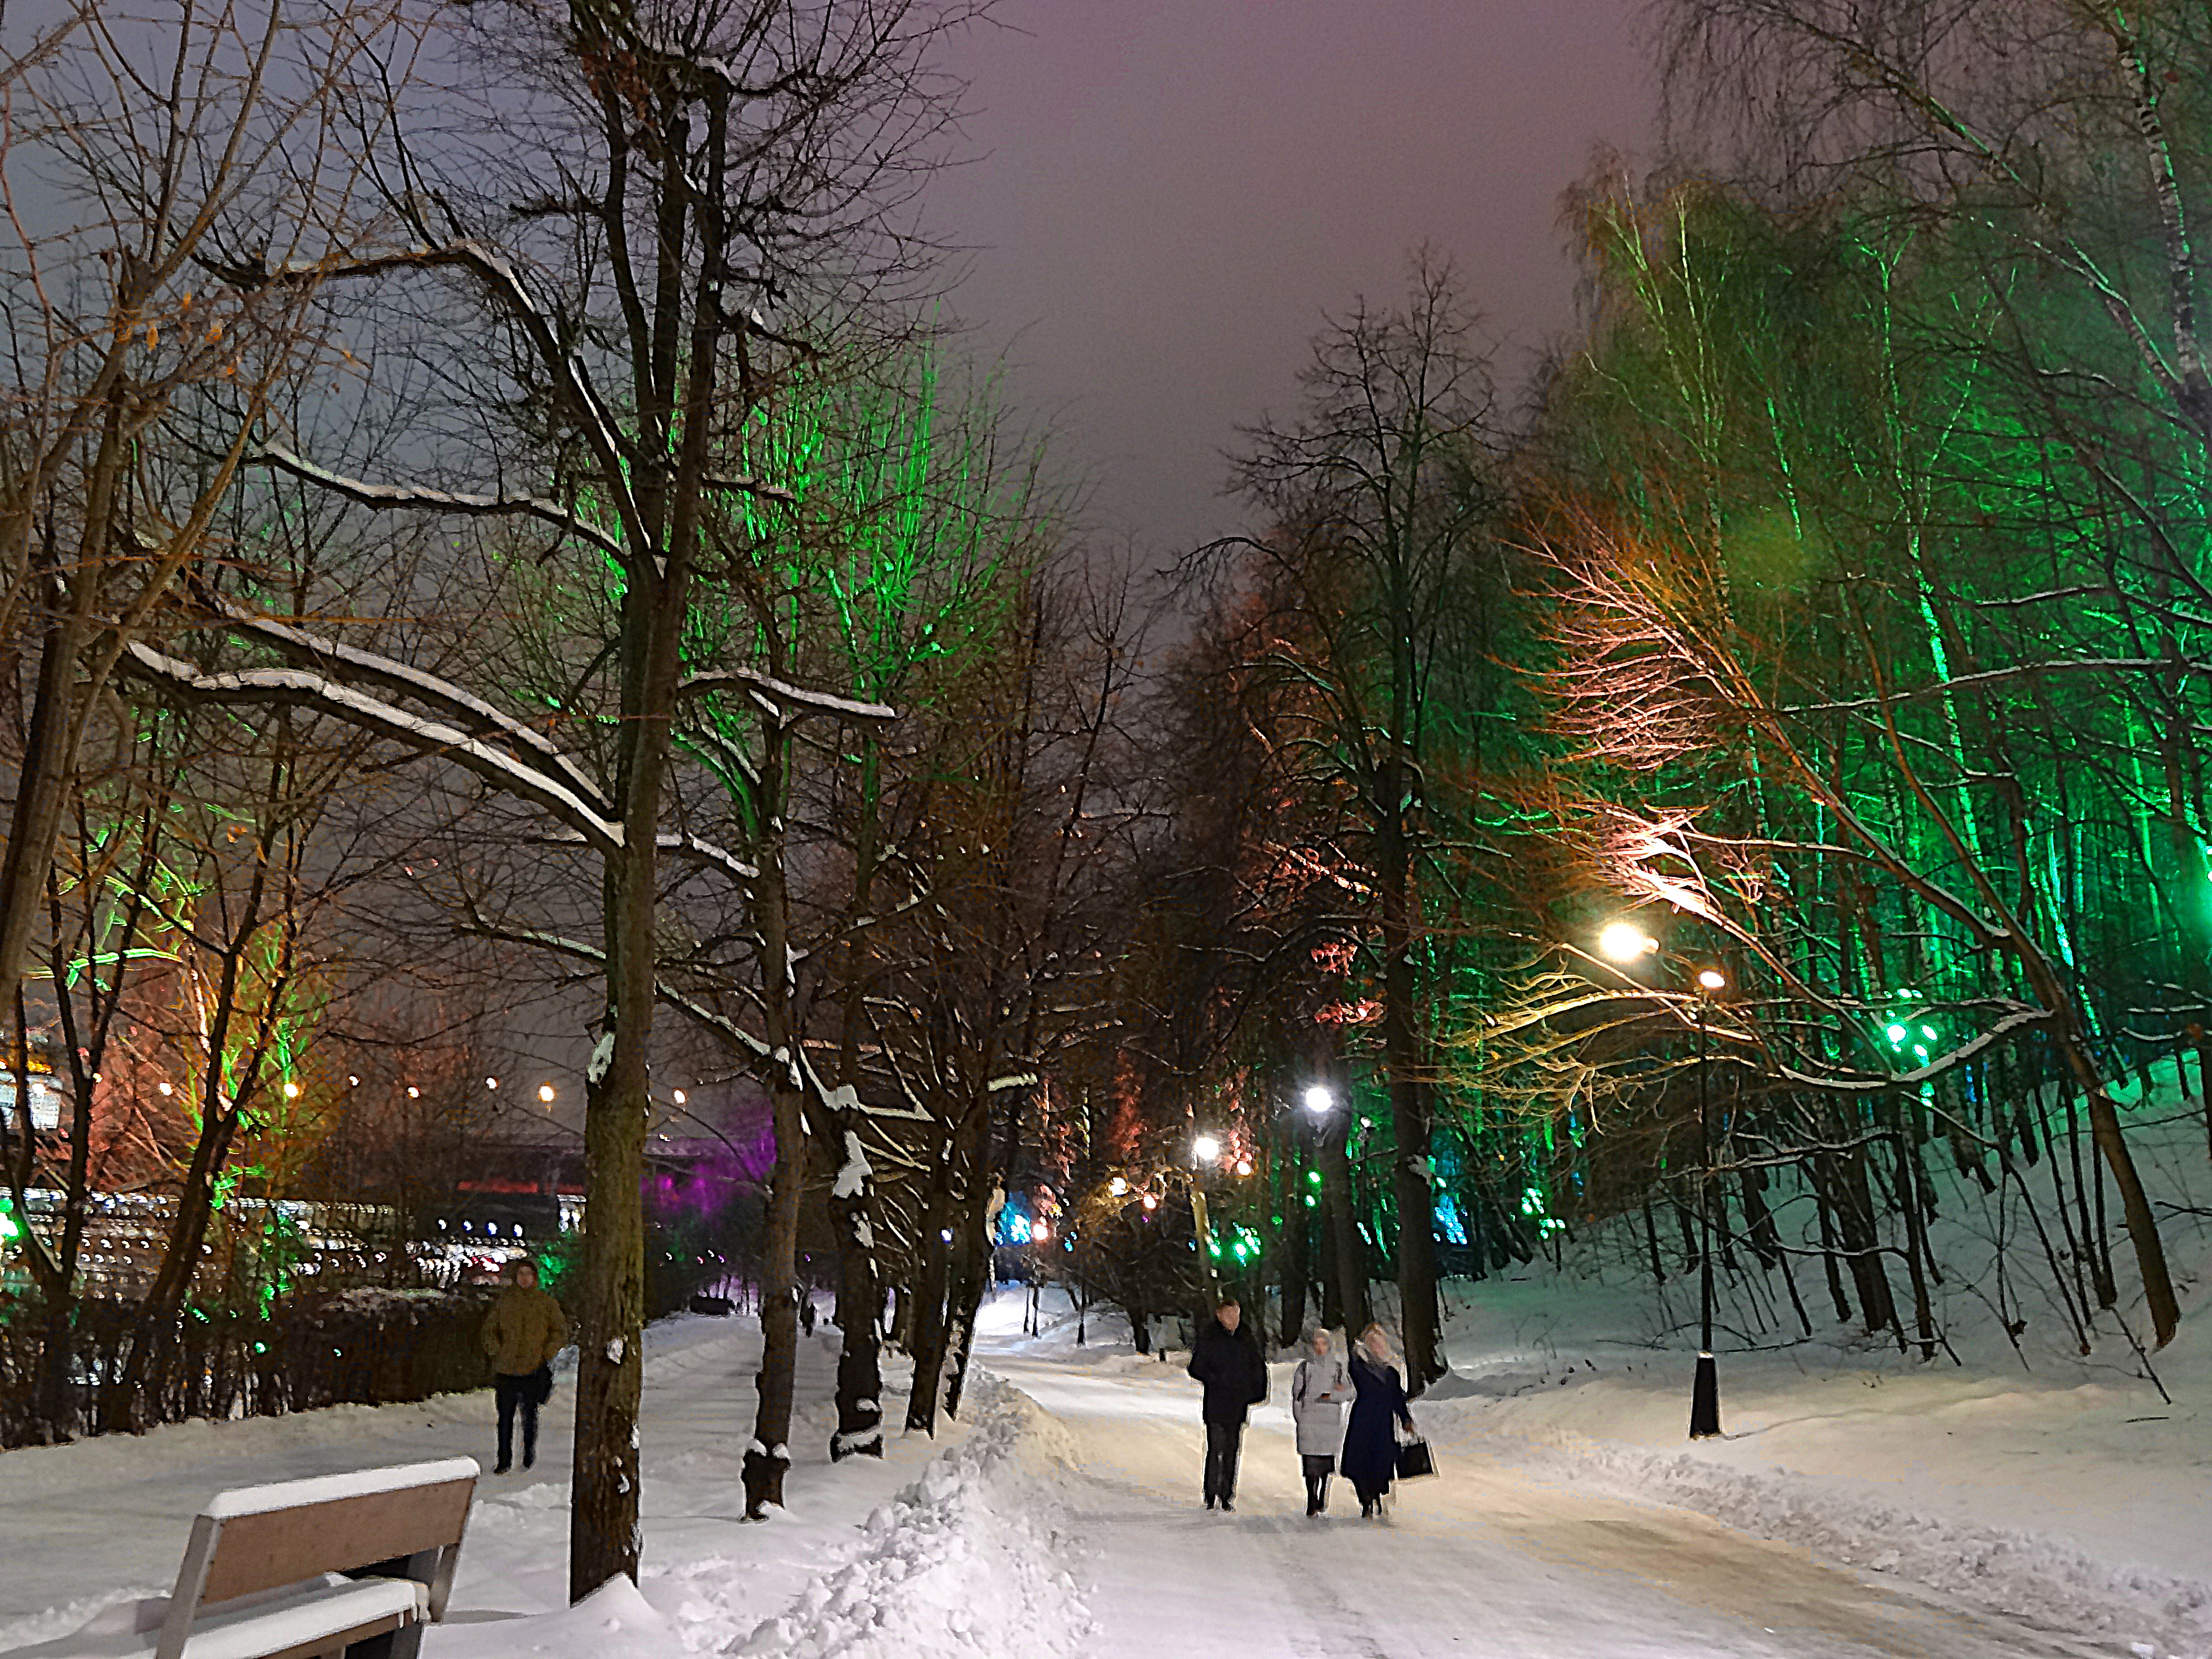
[924,1,1659,560]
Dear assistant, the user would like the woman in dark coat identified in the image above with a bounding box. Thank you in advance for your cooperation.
[1340,1322,1416,1518]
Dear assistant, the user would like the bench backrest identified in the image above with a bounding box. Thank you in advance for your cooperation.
[160,1458,478,1659]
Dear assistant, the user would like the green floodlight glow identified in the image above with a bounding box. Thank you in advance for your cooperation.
[1303,1194,1317,1208]
[1920,1025,1937,1040]
[1306,1170,1322,1186]
[0,1209,17,1243]
[1885,1023,1908,1044]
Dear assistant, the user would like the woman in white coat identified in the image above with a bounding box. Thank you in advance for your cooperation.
[1289,1327,1354,1515]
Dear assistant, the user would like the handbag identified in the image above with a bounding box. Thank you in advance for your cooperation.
[527,1364,555,1407]
[1395,1436,1438,1481]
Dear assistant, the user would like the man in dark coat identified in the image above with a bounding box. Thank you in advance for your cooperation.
[1186,1297,1268,1511]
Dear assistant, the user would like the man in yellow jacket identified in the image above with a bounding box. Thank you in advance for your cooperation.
[481,1259,568,1473]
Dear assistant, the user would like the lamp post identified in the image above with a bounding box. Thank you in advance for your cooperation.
[1690,966,1727,1440]
[1598,920,1725,1440]
[1190,1134,1222,1300]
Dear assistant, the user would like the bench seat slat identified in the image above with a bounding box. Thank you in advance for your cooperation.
[176,1579,422,1659]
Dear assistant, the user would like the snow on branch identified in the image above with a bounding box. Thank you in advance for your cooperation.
[703,472,800,506]
[194,600,614,820]
[121,643,627,855]
[658,832,760,883]
[288,239,647,548]
[251,445,626,563]
[676,668,895,722]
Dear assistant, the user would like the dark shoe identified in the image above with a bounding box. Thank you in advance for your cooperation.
[522,1452,535,1470]
[492,1461,511,1476]
[1220,1500,1234,1513]
[1204,1497,1216,1510]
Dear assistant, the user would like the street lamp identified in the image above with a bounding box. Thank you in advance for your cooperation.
[538,1083,556,1105]
[1598,921,1659,965]
[1690,966,1727,1441]
[1189,1133,1223,1298]
[1302,1084,1334,1117]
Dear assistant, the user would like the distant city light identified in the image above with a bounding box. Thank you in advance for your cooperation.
[672,1088,687,1105]
[282,1081,300,1099]
[485,1076,499,1090]
[1108,1176,1128,1197]
[406,1086,420,1099]
[156,1081,173,1097]
[1233,1159,1253,1177]
[539,1084,556,1104]
[1697,969,1727,992]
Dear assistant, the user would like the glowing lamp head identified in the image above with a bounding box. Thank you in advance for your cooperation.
[538,1084,556,1104]
[485,1076,499,1090]
[1696,969,1727,992]
[1302,1085,1334,1117]
[405,1086,419,1100]
[1033,1223,1050,1244]
[672,1089,687,1105]
[1191,1134,1222,1166]
[281,1080,300,1099]
[1233,1159,1253,1177]
[1108,1176,1128,1197]
[1599,922,1658,964]
[1141,1194,1158,1211]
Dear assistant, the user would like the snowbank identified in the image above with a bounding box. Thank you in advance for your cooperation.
[1404,1083,2212,1659]
[732,1371,1090,1659]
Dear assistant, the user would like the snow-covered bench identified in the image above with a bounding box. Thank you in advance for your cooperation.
[112,1457,481,1659]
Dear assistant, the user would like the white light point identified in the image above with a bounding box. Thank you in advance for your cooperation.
[1598,921,1659,964]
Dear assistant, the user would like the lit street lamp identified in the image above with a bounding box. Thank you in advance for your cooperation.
[1598,921,1659,965]
[1690,966,1727,1440]
[1598,919,1726,1441]
[1302,1084,1334,1118]
[1188,1132,1228,1298]
[538,1083,556,1105]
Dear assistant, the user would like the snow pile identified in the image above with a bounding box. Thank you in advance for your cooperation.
[429,1579,675,1659]
[731,1372,1089,1659]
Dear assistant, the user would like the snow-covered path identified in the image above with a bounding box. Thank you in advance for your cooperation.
[984,1351,2116,1659]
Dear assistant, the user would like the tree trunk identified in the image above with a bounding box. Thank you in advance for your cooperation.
[1375,780,1442,1391]
[1318,1109,1368,1336]
[827,1118,885,1461]
[742,1077,805,1515]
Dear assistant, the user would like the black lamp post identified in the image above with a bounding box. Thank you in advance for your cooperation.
[1689,966,1726,1440]
[1598,921,1725,1441]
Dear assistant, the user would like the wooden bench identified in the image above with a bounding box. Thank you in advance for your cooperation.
[114,1457,480,1659]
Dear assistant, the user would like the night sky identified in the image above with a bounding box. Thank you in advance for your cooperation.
[925,1,1659,559]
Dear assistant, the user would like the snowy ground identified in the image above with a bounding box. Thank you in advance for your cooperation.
[6,1172,2212,1659]
[0,1314,1080,1659]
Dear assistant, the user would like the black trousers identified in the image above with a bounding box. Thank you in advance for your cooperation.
[1302,1453,1335,1512]
[1203,1416,1246,1504]
[495,1369,546,1468]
